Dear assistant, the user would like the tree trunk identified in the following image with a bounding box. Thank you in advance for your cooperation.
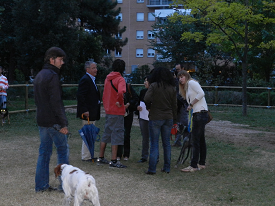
[242,19,249,116]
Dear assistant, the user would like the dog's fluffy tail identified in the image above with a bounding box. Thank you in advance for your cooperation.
[82,177,100,206]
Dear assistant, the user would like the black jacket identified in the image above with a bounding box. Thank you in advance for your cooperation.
[124,83,139,113]
[76,74,101,121]
[34,63,68,128]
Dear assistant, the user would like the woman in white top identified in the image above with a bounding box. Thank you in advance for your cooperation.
[178,70,209,172]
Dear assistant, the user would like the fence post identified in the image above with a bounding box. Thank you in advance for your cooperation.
[25,82,29,113]
[268,87,271,107]
[215,86,218,105]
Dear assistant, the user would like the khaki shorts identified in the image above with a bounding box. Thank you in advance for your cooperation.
[101,114,124,145]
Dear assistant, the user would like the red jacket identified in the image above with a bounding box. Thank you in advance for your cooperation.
[103,72,126,115]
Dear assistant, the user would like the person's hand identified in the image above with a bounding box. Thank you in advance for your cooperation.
[137,106,142,111]
[125,103,130,109]
[83,111,89,117]
[115,102,122,108]
[187,105,192,111]
[60,127,69,135]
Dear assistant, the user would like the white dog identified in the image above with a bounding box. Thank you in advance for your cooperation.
[54,164,100,206]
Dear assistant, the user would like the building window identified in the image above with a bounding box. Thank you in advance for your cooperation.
[147,49,155,57]
[115,50,122,57]
[148,12,155,21]
[137,13,144,21]
[106,49,111,55]
[116,33,122,39]
[116,13,122,21]
[136,30,144,39]
[136,49,143,57]
[137,0,144,3]
[117,0,123,3]
[148,30,155,39]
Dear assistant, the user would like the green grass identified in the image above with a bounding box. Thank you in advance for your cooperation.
[7,98,77,111]
[209,106,275,131]
[1,108,275,205]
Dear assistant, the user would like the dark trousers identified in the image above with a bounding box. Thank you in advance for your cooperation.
[190,112,208,168]
[117,112,134,158]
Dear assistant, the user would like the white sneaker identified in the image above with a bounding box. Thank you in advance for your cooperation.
[123,157,129,161]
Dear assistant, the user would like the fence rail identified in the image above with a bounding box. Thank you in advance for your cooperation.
[6,84,275,114]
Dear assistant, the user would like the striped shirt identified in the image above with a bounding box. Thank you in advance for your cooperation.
[0,74,9,96]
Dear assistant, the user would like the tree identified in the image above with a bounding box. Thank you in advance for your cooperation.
[79,0,128,53]
[0,0,128,83]
[0,0,17,82]
[150,10,207,66]
[12,0,80,82]
[171,0,275,115]
[248,1,275,82]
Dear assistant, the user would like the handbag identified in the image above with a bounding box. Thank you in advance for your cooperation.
[207,110,213,123]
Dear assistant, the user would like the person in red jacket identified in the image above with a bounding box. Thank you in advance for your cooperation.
[97,59,127,168]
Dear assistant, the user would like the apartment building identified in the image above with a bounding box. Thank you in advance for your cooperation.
[114,0,183,74]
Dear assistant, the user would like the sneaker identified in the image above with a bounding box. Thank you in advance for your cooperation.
[161,168,170,174]
[181,166,199,172]
[145,171,156,175]
[123,157,128,161]
[109,161,127,168]
[96,157,109,165]
[117,157,121,161]
[198,164,206,170]
[137,158,147,163]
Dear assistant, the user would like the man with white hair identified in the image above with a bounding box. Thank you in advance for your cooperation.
[76,61,101,161]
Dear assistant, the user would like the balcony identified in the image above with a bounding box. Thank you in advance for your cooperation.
[146,0,174,7]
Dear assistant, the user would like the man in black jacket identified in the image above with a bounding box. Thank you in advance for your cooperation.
[76,61,101,161]
[34,47,69,192]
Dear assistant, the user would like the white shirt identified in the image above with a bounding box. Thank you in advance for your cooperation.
[86,72,97,90]
[186,80,208,113]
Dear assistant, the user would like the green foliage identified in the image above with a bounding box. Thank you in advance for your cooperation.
[127,65,150,84]
[62,87,78,100]
[172,0,275,115]
[150,11,207,65]
[79,0,128,52]
[0,0,127,84]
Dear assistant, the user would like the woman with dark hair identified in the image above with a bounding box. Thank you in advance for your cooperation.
[177,70,209,172]
[136,75,151,163]
[144,67,177,174]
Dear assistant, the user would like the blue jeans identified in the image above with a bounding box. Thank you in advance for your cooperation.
[190,112,208,168]
[0,95,7,108]
[35,126,69,192]
[148,119,173,173]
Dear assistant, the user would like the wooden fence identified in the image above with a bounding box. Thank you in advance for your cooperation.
[7,84,275,114]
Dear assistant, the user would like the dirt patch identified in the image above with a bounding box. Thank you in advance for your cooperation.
[206,120,275,151]
[77,107,275,151]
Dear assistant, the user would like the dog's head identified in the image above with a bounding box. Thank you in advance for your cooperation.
[0,108,8,117]
[54,163,68,178]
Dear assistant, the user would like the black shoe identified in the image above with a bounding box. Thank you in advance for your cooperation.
[145,171,156,175]
[172,144,182,147]
[36,186,57,193]
[161,168,170,174]
[82,159,93,162]
[138,158,147,163]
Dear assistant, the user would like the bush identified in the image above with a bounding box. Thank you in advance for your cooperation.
[62,87,78,100]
